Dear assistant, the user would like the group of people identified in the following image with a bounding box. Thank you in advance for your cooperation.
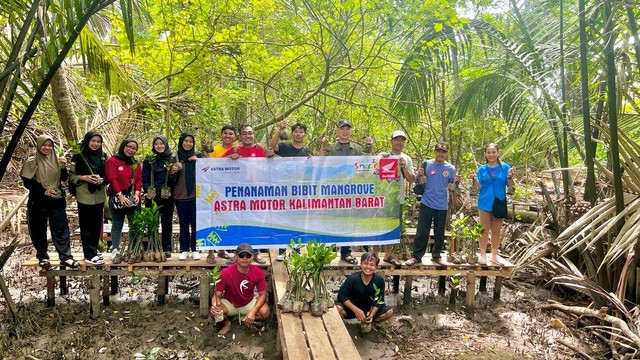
[21,119,514,333]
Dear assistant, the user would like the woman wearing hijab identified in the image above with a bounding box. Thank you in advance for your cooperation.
[142,136,176,258]
[21,135,78,268]
[173,132,203,261]
[70,131,108,265]
[105,138,142,263]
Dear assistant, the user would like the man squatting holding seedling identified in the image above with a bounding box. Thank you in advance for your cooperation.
[336,253,394,325]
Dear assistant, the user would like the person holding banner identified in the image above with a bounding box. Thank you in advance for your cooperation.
[206,124,237,263]
[404,142,460,266]
[318,119,363,265]
[374,130,415,266]
[470,143,515,265]
[336,253,393,324]
[224,124,268,264]
[210,243,271,335]
[269,120,313,158]
[269,120,312,261]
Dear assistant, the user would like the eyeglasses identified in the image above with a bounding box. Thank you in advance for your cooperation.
[125,144,138,151]
[237,253,252,259]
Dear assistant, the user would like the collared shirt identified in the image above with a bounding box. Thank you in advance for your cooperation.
[420,160,456,210]
[324,142,362,156]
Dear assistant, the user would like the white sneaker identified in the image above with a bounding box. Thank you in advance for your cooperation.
[275,254,285,261]
[111,248,120,260]
[178,251,189,261]
[192,252,201,260]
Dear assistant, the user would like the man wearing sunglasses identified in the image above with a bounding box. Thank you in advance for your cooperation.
[210,243,271,334]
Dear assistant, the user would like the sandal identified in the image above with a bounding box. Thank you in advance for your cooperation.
[61,258,80,269]
[341,255,358,265]
[254,254,267,265]
[383,257,403,267]
[217,250,232,260]
[403,258,421,267]
[38,259,50,268]
[206,251,216,264]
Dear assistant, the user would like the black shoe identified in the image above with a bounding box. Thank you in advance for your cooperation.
[164,251,171,258]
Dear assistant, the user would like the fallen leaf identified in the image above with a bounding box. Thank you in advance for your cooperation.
[184,316,192,321]
[98,347,107,353]
[178,330,184,334]
[194,327,200,332]
[146,338,155,343]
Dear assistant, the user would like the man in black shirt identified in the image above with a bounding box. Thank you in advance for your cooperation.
[336,253,393,323]
[269,120,313,157]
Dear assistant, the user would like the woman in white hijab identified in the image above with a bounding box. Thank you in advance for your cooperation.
[21,135,78,268]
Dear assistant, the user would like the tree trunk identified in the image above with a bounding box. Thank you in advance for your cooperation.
[50,66,78,144]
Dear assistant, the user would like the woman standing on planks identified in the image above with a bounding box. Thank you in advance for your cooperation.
[173,132,204,261]
[470,143,515,265]
[21,135,79,269]
[105,138,142,264]
[142,135,176,258]
[70,131,108,266]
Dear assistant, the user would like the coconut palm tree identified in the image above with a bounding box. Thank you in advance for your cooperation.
[0,0,139,181]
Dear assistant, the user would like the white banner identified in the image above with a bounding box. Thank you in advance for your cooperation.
[195,156,401,249]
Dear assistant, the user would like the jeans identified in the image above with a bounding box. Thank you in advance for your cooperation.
[78,202,104,259]
[412,203,448,261]
[109,202,138,251]
[175,199,196,252]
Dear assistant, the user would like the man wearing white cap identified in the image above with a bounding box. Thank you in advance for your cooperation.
[374,130,415,266]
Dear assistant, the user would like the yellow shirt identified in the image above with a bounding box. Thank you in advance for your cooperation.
[210,144,232,158]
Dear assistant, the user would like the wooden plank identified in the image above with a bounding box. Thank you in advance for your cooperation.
[199,275,210,318]
[301,313,337,360]
[281,313,311,360]
[322,307,361,360]
[89,275,100,318]
[465,271,475,319]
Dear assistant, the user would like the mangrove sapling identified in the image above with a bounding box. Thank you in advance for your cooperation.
[466,224,483,264]
[449,213,469,264]
[362,283,385,333]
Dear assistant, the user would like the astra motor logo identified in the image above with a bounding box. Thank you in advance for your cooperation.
[354,159,378,175]
[201,165,242,173]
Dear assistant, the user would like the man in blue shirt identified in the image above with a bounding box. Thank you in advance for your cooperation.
[404,142,460,265]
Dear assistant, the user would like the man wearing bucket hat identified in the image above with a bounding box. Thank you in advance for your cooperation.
[210,243,271,334]
[404,142,460,266]
[318,119,364,265]
[373,130,415,266]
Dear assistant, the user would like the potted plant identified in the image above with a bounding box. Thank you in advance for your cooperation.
[448,213,468,264]
[466,224,484,265]
[362,283,385,333]
[207,267,224,322]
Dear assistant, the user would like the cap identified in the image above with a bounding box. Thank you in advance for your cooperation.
[434,142,448,152]
[391,130,406,140]
[236,243,253,255]
[337,119,352,128]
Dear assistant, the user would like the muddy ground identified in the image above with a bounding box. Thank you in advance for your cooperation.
[0,232,598,360]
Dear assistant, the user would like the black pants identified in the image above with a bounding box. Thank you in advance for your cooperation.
[27,205,72,261]
[412,203,448,261]
[78,202,104,260]
[175,199,196,252]
[145,197,175,252]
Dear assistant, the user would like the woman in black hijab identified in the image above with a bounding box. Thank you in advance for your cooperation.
[70,131,108,265]
[142,136,176,257]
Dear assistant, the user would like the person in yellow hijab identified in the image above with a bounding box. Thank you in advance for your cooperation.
[21,135,78,269]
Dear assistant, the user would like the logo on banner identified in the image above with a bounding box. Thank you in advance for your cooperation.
[379,158,398,180]
[201,165,241,173]
[354,160,378,175]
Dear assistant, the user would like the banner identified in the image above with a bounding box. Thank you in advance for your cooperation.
[195,156,401,249]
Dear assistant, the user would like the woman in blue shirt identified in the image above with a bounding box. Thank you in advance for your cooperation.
[471,143,515,265]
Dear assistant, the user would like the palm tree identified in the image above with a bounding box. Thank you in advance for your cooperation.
[0,0,138,181]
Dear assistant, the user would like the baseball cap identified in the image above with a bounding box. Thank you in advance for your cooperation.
[434,142,448,152]
[236,243,253,255]
[391,130,406,140]
[337,119,352,128]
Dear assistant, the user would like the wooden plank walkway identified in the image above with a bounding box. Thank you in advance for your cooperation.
[270,249,360,360]
[23,251,271,317]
